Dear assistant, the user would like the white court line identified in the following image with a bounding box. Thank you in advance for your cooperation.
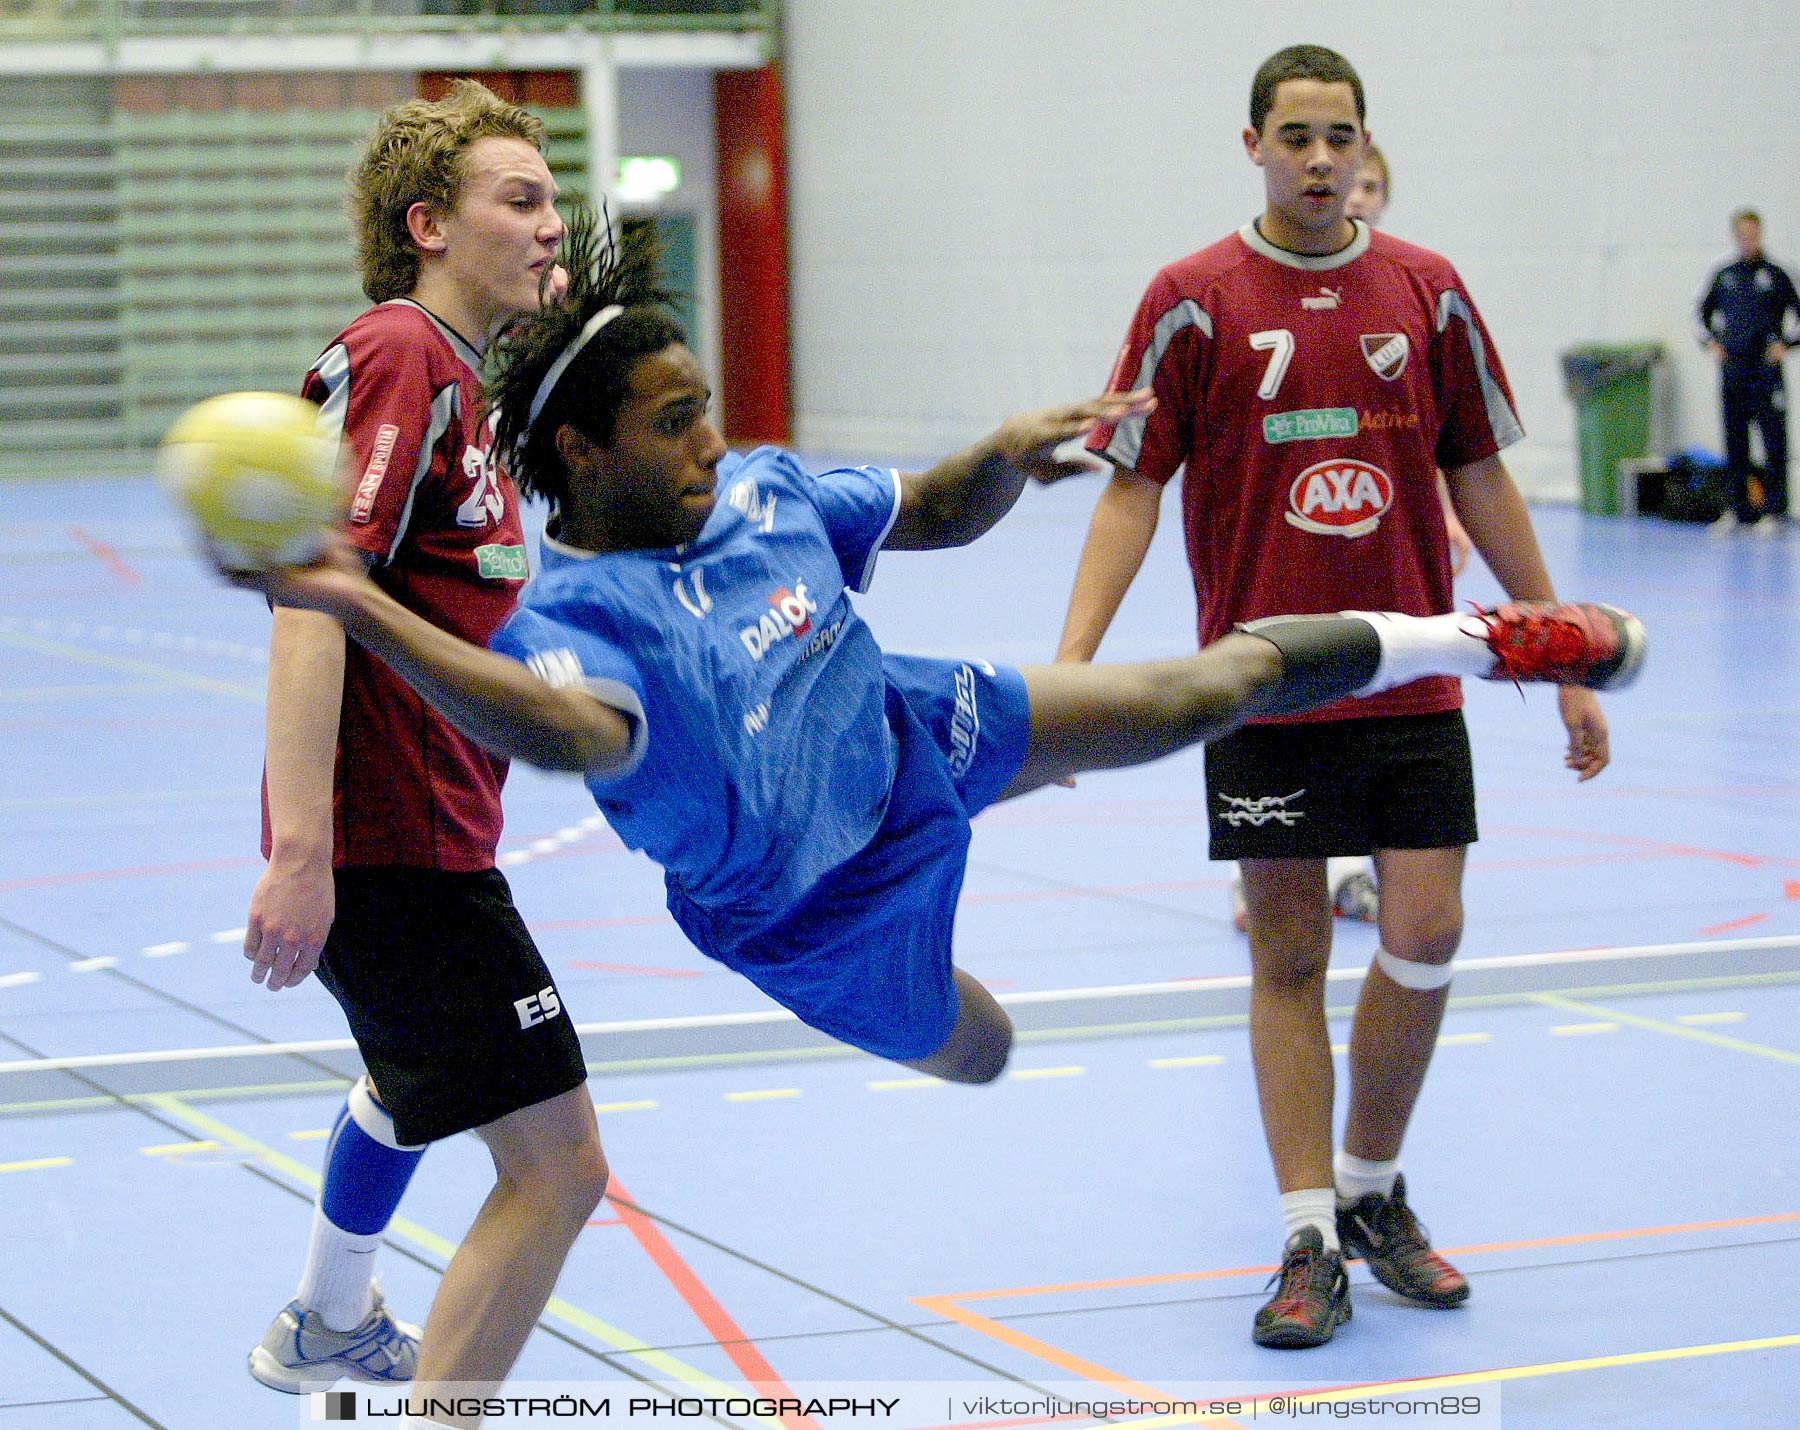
[1,934,1796,1076]
[995,934,1800,1003]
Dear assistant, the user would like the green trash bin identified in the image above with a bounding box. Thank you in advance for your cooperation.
[1560,342,1663,515]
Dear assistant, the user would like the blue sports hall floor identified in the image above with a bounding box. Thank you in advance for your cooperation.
[1,467,1796,1429]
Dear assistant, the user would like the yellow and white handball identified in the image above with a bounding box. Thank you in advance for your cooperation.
[158,391,345,571]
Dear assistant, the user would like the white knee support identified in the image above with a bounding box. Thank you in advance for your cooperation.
[348,1074,427,1151]
[1374,947,1455,991]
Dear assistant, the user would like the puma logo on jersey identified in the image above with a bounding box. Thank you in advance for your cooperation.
[514,985,563,1029]
[1301,286,1342,311]
[738,582,817,660]
[1285,458,1394,538]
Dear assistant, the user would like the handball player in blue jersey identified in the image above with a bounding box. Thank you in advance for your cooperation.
[228,204,1645,1086]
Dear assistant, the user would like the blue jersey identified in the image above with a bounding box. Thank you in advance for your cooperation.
[492,446,904,940]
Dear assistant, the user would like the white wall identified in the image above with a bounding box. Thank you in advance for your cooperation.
[618,66,720,382]
[782,0,1800,497]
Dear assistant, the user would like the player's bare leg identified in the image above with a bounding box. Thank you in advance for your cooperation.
[905,968,1012,1084]
[1005,634,1291,798]
[1334,844,1472,1309]
[407,1085,608,1426]
[1342,845,1465,1162]
[1241,858,1338,1195]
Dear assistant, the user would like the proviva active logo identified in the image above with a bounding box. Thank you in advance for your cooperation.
[1263,407,1358,444]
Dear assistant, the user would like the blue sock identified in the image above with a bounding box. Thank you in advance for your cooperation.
[319,1080,425,1234]
[297,1077,426,1328]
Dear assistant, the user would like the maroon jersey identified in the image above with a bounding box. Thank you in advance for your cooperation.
[1089,223,1522,722]
[261,299,530,868]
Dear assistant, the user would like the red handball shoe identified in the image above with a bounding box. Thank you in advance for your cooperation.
[1475,601,1646,691]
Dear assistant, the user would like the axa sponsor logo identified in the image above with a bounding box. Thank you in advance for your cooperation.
[1361,332,1409,380]
[1217,789,1306,827]
[1285,458,1394,537]
[349,424,400,523]
[739,581,817,660]
[1301,286,1342,311]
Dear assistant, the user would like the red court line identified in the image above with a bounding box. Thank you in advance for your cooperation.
[68,526,141,585]
[1700,913,1770,936]
[1487,824,1800,870]
[605,1180,821,1430]
[929,1210,1800,1304]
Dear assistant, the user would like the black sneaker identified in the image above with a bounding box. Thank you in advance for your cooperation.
[1252,1226,1351,1349]
[1336,1174,1470,1308]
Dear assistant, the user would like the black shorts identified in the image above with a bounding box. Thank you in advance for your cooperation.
[315,867,587,1145]
[1203,710,1478,861]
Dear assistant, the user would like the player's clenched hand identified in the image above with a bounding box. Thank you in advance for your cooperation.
[212,536,374,622]
[991,389,1156,485]
[1558,685,1610,781]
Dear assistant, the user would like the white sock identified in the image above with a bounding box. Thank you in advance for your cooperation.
[1336,1151,1400,1205]
[1326,856,1369,893]
[1349,611,1495,692]
[295,1203,379,1332]
[1280,1187,1340,1252]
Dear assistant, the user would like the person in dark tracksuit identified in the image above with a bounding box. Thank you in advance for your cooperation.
[1698,209,1800,532]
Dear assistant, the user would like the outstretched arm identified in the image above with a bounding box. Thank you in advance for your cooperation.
[231,544,633,778]
[887,390,1153,550]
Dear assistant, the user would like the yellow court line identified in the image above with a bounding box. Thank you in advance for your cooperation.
[1010,1066,1085,1080]
[141,1139,219,1156]
[1532,993,1800,1064]
[1148,1055,1224,1069]
[867,1077,939,1091]
[595,1100,658,1114]
[0,1156,72,1173]
[142,1094,781,1401]
[725,1088,801,1101]
[1295,1331,1800,1402]
[0,630,264,701]
[923,1295,1800,1417]
[1550,1022,1618,1036]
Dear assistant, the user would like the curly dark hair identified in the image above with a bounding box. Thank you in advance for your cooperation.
[489,198,687,510]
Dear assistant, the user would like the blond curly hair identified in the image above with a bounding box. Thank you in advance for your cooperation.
[348,79,548,302]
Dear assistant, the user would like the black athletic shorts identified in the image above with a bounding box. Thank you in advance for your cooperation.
[1203,710,1478,861]
[315,866,587,1145]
